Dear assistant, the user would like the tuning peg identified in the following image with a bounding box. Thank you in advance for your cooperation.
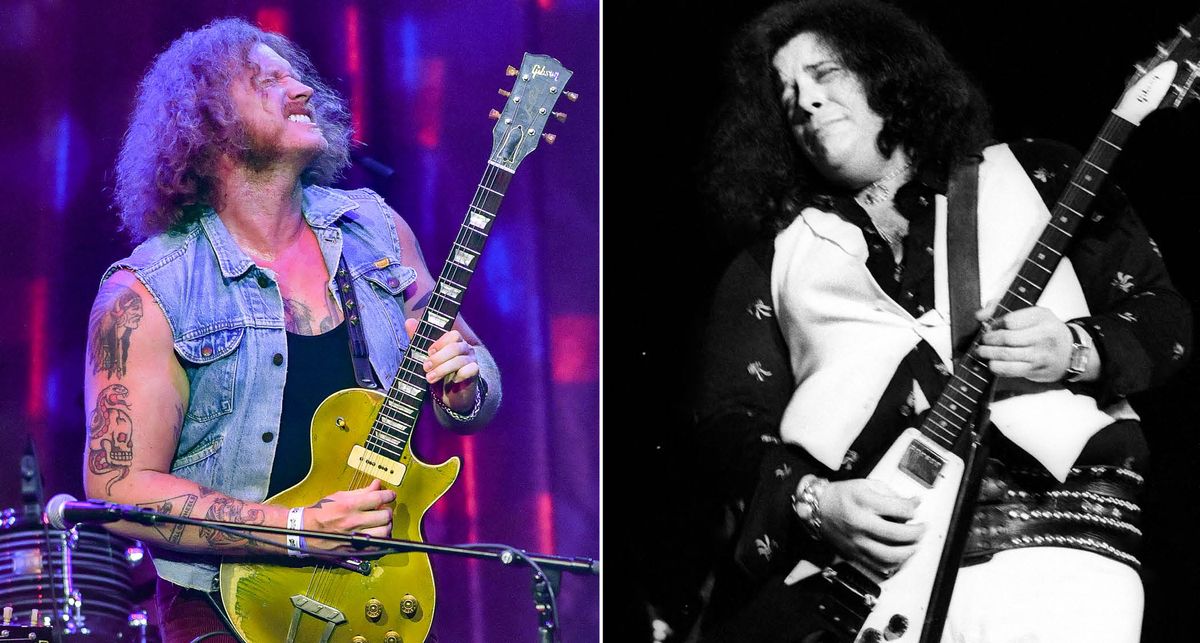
[506,65,518,77]
[564,90,579,102]
[552,111,567,123]
[1180,25,1192,38]
[498,88,512,98]
[542,133,557,145]
[488,109,501,121]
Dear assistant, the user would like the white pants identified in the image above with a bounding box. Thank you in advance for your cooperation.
[942,547,1143,643]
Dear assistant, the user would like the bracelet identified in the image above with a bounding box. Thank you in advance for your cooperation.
[287,507,306,558]
[791,475,829,539]
[434,377,487,422]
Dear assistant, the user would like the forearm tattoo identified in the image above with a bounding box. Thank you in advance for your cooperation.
[88,285,143,379]
[200,496,266,547]
[88,384,134,495]
[136,493,199,544]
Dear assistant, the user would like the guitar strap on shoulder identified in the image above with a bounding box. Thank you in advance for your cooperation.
[334,254,381,390]
[946,158,981,358]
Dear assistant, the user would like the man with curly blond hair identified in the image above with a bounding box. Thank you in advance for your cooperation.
[84,18,501,641]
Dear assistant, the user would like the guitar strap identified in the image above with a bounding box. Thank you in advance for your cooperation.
[907,159,981,403]
[333,255,381,390]
[946,158,981,357]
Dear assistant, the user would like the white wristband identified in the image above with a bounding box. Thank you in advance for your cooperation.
[287,507,306,557]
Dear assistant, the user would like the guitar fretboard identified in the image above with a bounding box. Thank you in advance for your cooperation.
[361,163,515,461]
[917,114,1137,451]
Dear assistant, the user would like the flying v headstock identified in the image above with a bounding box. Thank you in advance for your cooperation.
[1113,14,1200,124]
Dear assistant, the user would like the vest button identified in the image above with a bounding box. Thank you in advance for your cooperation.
[272,353,284,366]
[261,432,274,443]
[256,274,270,288]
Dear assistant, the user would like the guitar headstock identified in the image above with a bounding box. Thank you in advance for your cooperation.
[1114,14,1200,124]
[487,53,575,172]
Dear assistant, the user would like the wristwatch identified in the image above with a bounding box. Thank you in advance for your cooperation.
[1064,323,1093,382]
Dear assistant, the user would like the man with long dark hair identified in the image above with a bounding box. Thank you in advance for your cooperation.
[83,18,501,641]
[695,1,1190,640]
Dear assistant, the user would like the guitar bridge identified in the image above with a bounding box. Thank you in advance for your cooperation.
[898,438,944,489]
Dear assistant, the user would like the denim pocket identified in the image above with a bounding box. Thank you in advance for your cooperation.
[170,434,223,472]
[359,260,417,297]
[174,326,243,422]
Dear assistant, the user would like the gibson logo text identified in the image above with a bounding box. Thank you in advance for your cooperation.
[531,64,560,81]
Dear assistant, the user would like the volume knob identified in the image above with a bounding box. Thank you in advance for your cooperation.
[365,598,384,621]
[400,594,420,619]
[384,631,401,643]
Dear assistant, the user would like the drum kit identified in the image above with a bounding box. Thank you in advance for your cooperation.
[0,441,152,642]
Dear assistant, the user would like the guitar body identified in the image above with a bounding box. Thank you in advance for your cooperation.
[853,428,963,642]
[790,428,963,642]
[219,388,460,643]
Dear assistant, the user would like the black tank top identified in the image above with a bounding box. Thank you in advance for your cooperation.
[266,322,359,498]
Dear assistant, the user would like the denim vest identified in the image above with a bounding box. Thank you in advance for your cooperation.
[105,186,425,591]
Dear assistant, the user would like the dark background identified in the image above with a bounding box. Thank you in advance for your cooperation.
[604,1,1200,640]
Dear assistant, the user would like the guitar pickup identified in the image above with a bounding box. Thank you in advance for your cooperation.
[347,445,406,486]
[898,439,944,488]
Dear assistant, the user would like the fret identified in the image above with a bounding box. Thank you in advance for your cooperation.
[438,282,463,300]
[370,428,405,446]
[1082,159,1108,174]
[398,362,430,382]
[1046,221,1069,235]
[396,381,423,399]
[1034,240,1062,257]
[1027,258,1052,274]
[425,310,453,329]
[384,399,418,416]
[1015,273,1040,288]
[458,226,490,247]
[479,184,503,196]
[1010,291,1034,306]
[1097,136,1122,150]
[1069,181,1096,196]
[451,247,477,268]
[1060,203,1084,218]
[469,211,492,229]
[937,402,968,423]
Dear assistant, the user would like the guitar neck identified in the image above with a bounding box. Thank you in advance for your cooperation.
[915,114,1137,451]
[368,163,515,457]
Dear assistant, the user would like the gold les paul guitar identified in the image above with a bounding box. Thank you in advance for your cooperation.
[218,53,574,643]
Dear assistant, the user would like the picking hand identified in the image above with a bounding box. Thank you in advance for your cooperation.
[814,479,925,576]
[304,479,395,550]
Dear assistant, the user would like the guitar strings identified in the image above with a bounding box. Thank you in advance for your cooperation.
[304,162,504,605]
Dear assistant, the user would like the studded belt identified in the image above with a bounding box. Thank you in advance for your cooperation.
[962,459,1143,570]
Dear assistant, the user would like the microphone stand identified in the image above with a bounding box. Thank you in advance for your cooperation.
[81,505,598,642]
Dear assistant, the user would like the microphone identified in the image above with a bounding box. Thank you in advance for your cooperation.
[45,493,143,530]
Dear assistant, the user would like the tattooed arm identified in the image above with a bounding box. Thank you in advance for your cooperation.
[391,210,501,431]
[83,270,395,555]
